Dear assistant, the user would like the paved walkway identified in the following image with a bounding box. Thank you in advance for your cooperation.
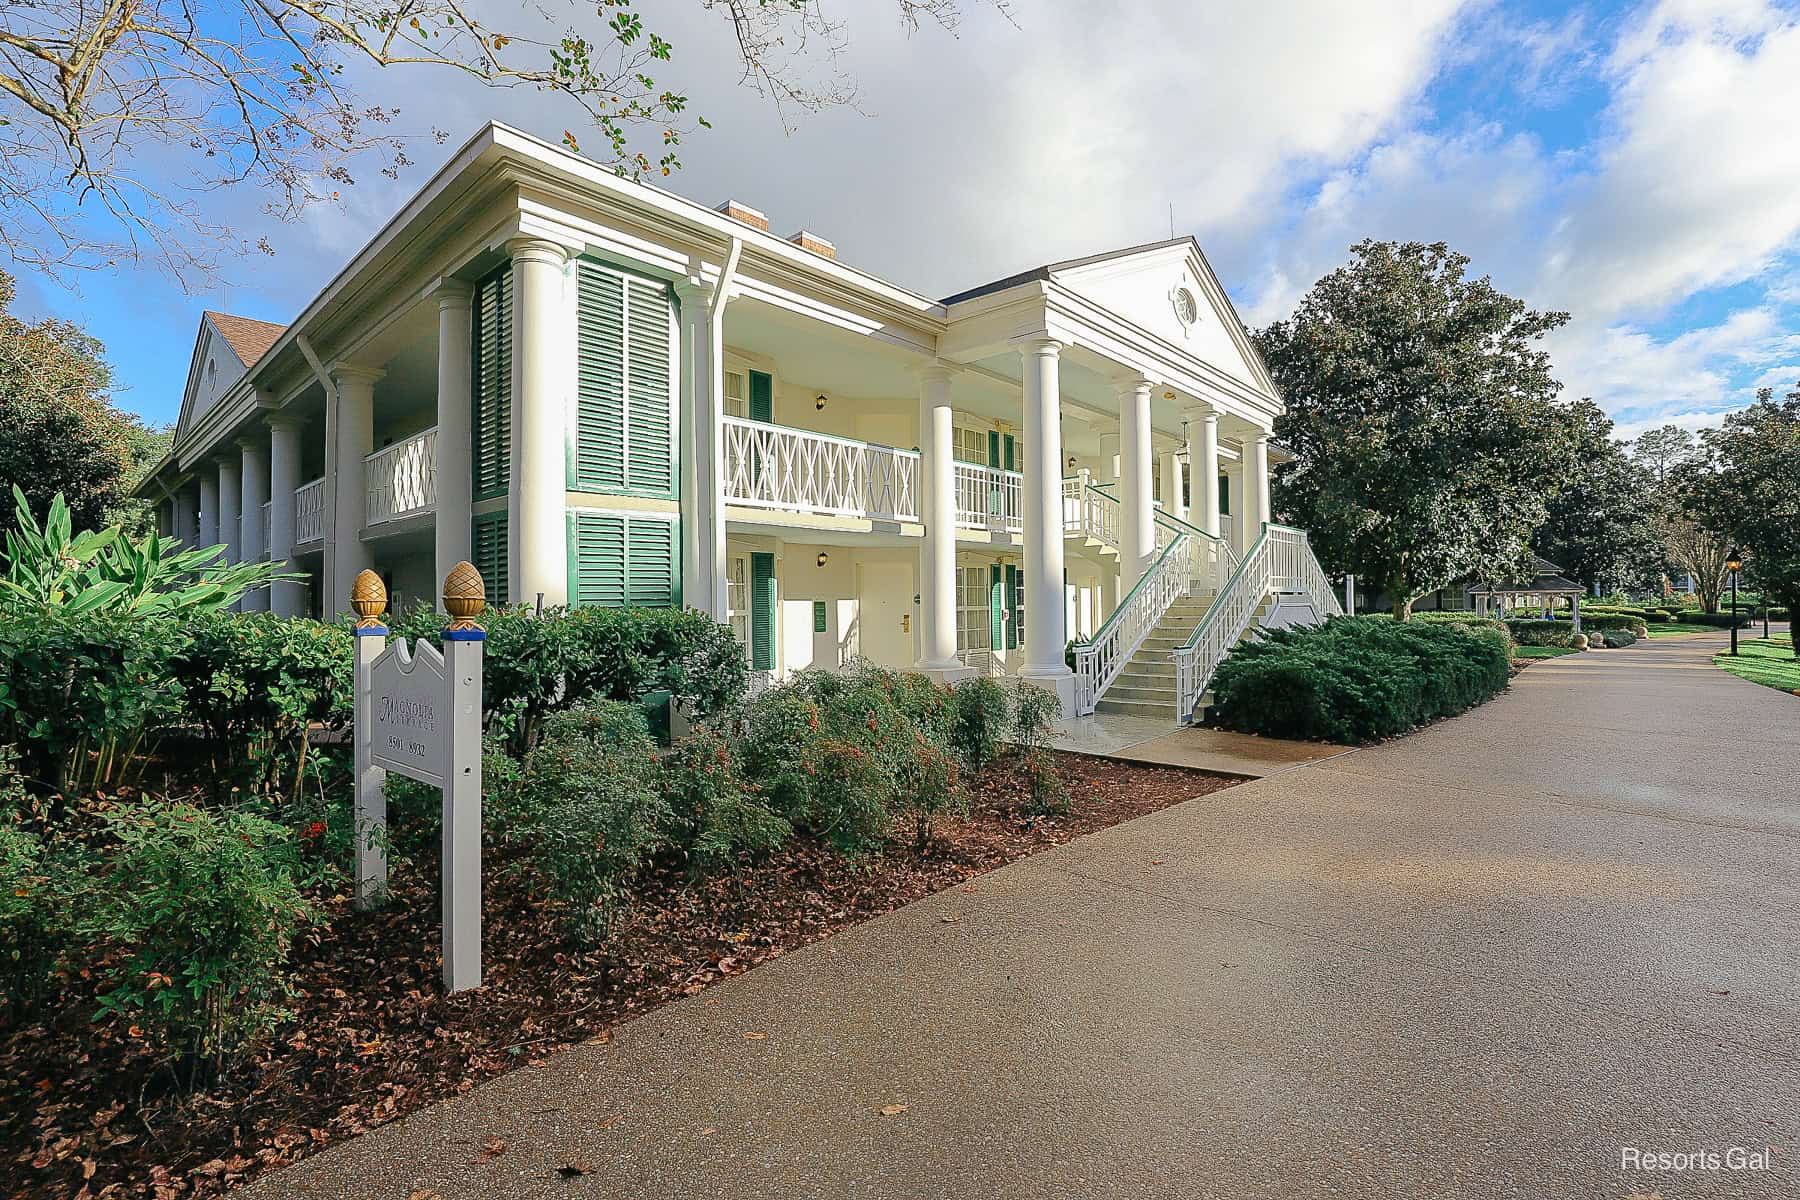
[254,631,1800,1199]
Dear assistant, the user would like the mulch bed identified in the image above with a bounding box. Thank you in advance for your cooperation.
[1,751,1236,1200]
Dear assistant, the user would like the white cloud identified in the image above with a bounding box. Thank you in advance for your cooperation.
[1541,0,1800,318]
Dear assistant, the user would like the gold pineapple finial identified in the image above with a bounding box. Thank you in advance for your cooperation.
[350,568,387,628]
[443,560,486,631]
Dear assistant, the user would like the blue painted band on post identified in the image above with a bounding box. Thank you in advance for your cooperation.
[442,628,487,641]
[354,624,389,637]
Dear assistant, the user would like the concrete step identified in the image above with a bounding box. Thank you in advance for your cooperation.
[1102,682,1176,704]
[1094,697,1179,719]
[1117,664,1177,684]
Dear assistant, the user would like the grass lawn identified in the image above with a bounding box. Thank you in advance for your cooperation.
[1714,637,1800,695]
[1514,644,1579,660]
[1645,621,1712,638]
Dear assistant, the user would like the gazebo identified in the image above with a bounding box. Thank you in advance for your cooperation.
[1469,556,1586,633]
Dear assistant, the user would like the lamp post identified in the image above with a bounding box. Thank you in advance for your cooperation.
[1726,548,1742,656]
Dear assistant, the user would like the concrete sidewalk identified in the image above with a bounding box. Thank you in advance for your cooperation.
[252,632,1800,1200]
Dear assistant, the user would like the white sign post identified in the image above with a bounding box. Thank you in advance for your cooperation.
[350,564,487,993]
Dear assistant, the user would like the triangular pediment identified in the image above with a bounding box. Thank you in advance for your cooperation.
[1049,239,1277,397]
[175,311,285,438]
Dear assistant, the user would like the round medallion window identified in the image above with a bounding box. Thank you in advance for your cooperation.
[1172,286,1199,327]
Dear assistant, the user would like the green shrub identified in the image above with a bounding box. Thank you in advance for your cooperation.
[1208,616,1509,745]
[736,687,823,824]
[1601,628,1638,648]
[1677,611,1753,628]
[519,702,669,954]
[85,800,311,1074]
[658,723,789,876]
[0,610,182,794]
[168,612,352,798]
[0,822,64,1009]
[950,676,1011,777]
[1413,611,1516,646]
[1505,619,1577,648]
[392,604,748,755]
[1011,683,1069,815]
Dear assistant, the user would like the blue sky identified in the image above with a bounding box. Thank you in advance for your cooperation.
[11,0,1800,440]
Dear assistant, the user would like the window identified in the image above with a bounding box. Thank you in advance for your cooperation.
[953,426,986,465]
[727,554,749,650]
[724,371,747,418]
[957,565,990,654]
[1172,286,1199,327]
[1152,458,1162,503]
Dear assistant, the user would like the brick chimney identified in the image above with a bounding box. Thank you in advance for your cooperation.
[787,230,836,260]
[714,199,769,232]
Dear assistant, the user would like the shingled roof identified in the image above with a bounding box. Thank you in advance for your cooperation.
[204,310,287,370]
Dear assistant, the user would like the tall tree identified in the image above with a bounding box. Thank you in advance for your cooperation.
[0,268,163,531]
[0,0,979,282]
[1256,240,1580,619]
[1656,509,1734,614]
[1535,400,1663,595]
[1629,424,1697,487]
[1687,388,1800,654]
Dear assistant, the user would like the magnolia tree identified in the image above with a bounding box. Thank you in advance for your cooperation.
[1687,389,1800,652]
[1255,240,1581,619]
[0,0,982,281]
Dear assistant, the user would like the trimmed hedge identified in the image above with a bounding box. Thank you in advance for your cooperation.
[1505,619,1578,648]
[1676,611,1753,628]
[1207,616,1510,745]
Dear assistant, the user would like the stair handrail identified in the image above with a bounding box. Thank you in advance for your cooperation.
[1072,530,1197,715]
[1073,479,1238,581]
[1171,524,1342,722]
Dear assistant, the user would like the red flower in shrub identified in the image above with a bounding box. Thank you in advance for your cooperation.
[302,820,326,841]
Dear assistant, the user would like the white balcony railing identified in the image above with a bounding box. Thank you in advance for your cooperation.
[1061,476,1120,548]
[722,416,919,522]
[953,462,1023,532]
[294,478,327,544]
[366,426,438,526]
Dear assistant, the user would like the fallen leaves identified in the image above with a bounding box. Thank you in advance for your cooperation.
[878,1104,910,1117]
[0,753,1235,1200]
[471,1136,507,1165]
[556,1160,594,1178]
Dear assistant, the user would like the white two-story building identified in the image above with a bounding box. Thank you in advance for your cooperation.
[139,122,1338,722]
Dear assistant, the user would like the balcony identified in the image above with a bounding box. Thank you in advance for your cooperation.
[723,417,919,522]
[366,426,437,527]
[295,478,327,544]
[953,462,1022,533]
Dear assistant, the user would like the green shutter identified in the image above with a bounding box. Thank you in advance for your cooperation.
[748,370,773,423]
[1218,472,1231,516]
[576,265,626,491]
[568,511,679,608]
[1005,564,1021,650]
[987,430,1000,468]
[624,278,673,494]
[812,600,827,633]
[471,511,509,606]
[750,551,776,671]
[575,261,675,498]
[1003,435,1016,472]
[989,564,1004,650]
[472,266,513,500]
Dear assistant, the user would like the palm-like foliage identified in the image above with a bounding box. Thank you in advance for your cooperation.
[1,486,294,615]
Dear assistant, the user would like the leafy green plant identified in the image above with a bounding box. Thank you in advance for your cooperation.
[0,821,67,1010]
[520,702,669,958]
[950,675,1011,778]
[1010,683,1068,815]
[1209,616,1510,745]
[1,486,292,617]
[658,723,789,876]
[0,610,183,794]
[85,800,311,1077]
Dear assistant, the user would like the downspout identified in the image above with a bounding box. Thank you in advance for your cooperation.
[704,238,742,621]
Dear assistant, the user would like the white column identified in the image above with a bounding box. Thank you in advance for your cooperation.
[238,434,269,610]
[216,454,241,566]
[1162,449,1187,523]
[268,415,305,618]
[1188,408,1221,539]
[1237,459,1257,550]
[1016,336,1074,712]
[915,363,969,680]
[434,282,474,596]
[675,274,728,619]
[1117,375,1155,589]
[509,238,570,609]
[330,365,382,609]
[1249,430,1271,527]
[197,471,218,549]
[173,487,197,550]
